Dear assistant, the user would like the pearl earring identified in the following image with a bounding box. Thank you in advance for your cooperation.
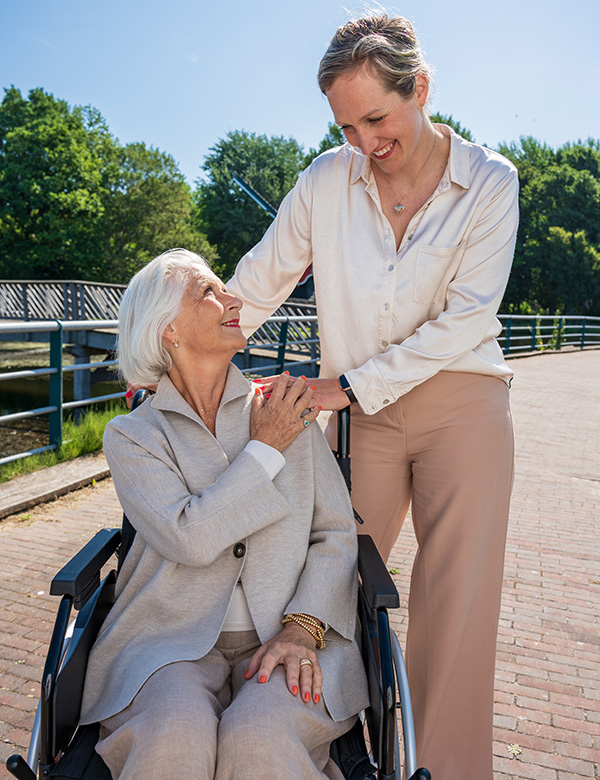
[173,341,179,348]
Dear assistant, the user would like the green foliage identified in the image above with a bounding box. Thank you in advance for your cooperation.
[99,142,217,282]
[0,87,108,278]
[500,136,600,314]
[195,130,307,278]
[0,87,215,283]
[2,82,599,316]
[0,401,127,483]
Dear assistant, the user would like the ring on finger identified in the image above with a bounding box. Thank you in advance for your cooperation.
[299,658,314,668]
[303,419,310,428]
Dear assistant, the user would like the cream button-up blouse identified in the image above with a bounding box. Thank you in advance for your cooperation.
[228,126,519,414]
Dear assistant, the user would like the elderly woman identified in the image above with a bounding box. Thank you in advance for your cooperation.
[227,12,518,780]
[79,248,369,780]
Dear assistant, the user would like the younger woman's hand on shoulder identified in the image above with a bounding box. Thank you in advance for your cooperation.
[250,374,320,452]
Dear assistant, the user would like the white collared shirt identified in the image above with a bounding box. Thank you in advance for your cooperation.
[229,127,519,414]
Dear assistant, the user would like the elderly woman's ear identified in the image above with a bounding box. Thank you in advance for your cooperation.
[162,323,179,350]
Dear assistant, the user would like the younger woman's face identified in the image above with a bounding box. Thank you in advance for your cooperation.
[326,64,429,176]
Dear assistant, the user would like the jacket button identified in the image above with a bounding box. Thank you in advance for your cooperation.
[233,543,246,558]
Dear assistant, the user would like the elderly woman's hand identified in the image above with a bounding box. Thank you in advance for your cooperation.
[251,374,320,452]
[243,621,323,704]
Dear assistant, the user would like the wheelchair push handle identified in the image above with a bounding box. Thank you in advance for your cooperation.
[334,408,363,524]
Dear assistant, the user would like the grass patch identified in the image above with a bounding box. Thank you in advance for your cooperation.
[0,402,127,484]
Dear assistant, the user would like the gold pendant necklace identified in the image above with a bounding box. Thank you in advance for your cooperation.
[382,133,438,214]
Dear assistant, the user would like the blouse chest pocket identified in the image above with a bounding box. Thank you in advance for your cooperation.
[413,242,466,307]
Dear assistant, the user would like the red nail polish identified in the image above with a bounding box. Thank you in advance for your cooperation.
[259,675,267,684]
[125,390,133,398]
[244,670,251,679]
[303,692,310,702]
[301,375,306,380]
[292,685,298,695]
[264,393,272,399]
[318,406,322,411]
[310,385,315,390]
[284,371,290,375]
[314,693,320,703]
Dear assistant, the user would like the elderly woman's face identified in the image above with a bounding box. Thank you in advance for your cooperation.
[168,270,246,359]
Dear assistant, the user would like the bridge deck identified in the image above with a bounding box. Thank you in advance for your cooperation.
[0,349,598,779]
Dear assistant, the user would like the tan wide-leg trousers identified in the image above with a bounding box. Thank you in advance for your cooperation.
[96,630,354,780]
[327,371,514,780]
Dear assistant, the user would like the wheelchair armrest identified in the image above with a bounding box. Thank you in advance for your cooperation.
[50,528,121,609]
[357,535,400,611]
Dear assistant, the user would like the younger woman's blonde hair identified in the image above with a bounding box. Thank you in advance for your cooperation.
[317,12,433,101]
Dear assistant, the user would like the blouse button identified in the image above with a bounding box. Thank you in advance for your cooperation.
[233,543,246,558]
[383,303,390,310]
[383,399,390,405]
[387,264,394,272]
[382,340,389,347]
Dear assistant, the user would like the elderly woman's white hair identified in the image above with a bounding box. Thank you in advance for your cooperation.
[117,248,211,385]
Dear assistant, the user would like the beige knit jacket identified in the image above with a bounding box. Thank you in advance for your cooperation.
[80,364,369,725]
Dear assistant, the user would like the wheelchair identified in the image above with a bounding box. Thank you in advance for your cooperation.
[6,402,430,780]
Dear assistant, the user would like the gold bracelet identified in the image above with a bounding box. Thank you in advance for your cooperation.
[282,613,326,649]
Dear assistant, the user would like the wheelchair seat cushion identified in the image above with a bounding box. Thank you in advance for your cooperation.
[49,724,111,780]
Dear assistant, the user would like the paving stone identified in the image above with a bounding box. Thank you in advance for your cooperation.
[0,350,599,780]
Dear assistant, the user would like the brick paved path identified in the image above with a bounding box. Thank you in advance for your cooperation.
[1,350,599,779]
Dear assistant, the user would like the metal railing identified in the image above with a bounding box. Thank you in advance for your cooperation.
[0,320,121,466]
[498,314,600,354]
[1,311,598,468]
[0,314,319,467]
[0,281,125,321]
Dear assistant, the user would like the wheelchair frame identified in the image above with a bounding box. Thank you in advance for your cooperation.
[6,406,430,780]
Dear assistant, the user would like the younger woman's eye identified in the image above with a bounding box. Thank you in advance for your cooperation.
[368,116,383,124]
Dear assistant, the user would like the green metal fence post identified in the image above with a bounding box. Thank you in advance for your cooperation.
[530,317,537,351]
[557,317,564,350]
[48,322,63,450]
[580,318,586,349]
[277,319,290,373]
[504,317,512,355]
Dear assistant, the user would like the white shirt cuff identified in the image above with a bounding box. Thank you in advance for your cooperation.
[244,440,286,480]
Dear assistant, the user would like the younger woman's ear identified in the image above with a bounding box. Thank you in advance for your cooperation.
[415,72,429,107]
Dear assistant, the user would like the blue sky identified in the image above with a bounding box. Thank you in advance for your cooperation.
[1,0,599,186]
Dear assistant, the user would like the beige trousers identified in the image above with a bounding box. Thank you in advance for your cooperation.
[327,371,514,780]
[96,630,354,780]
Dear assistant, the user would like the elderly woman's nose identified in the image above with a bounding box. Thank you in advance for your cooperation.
[224,291,243,310]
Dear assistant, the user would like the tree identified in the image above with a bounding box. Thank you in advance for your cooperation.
[195,130,306,278]
[99,142,217,283]
[499,137,600,314]
[0,87,214,283]
[0,87,109,279]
